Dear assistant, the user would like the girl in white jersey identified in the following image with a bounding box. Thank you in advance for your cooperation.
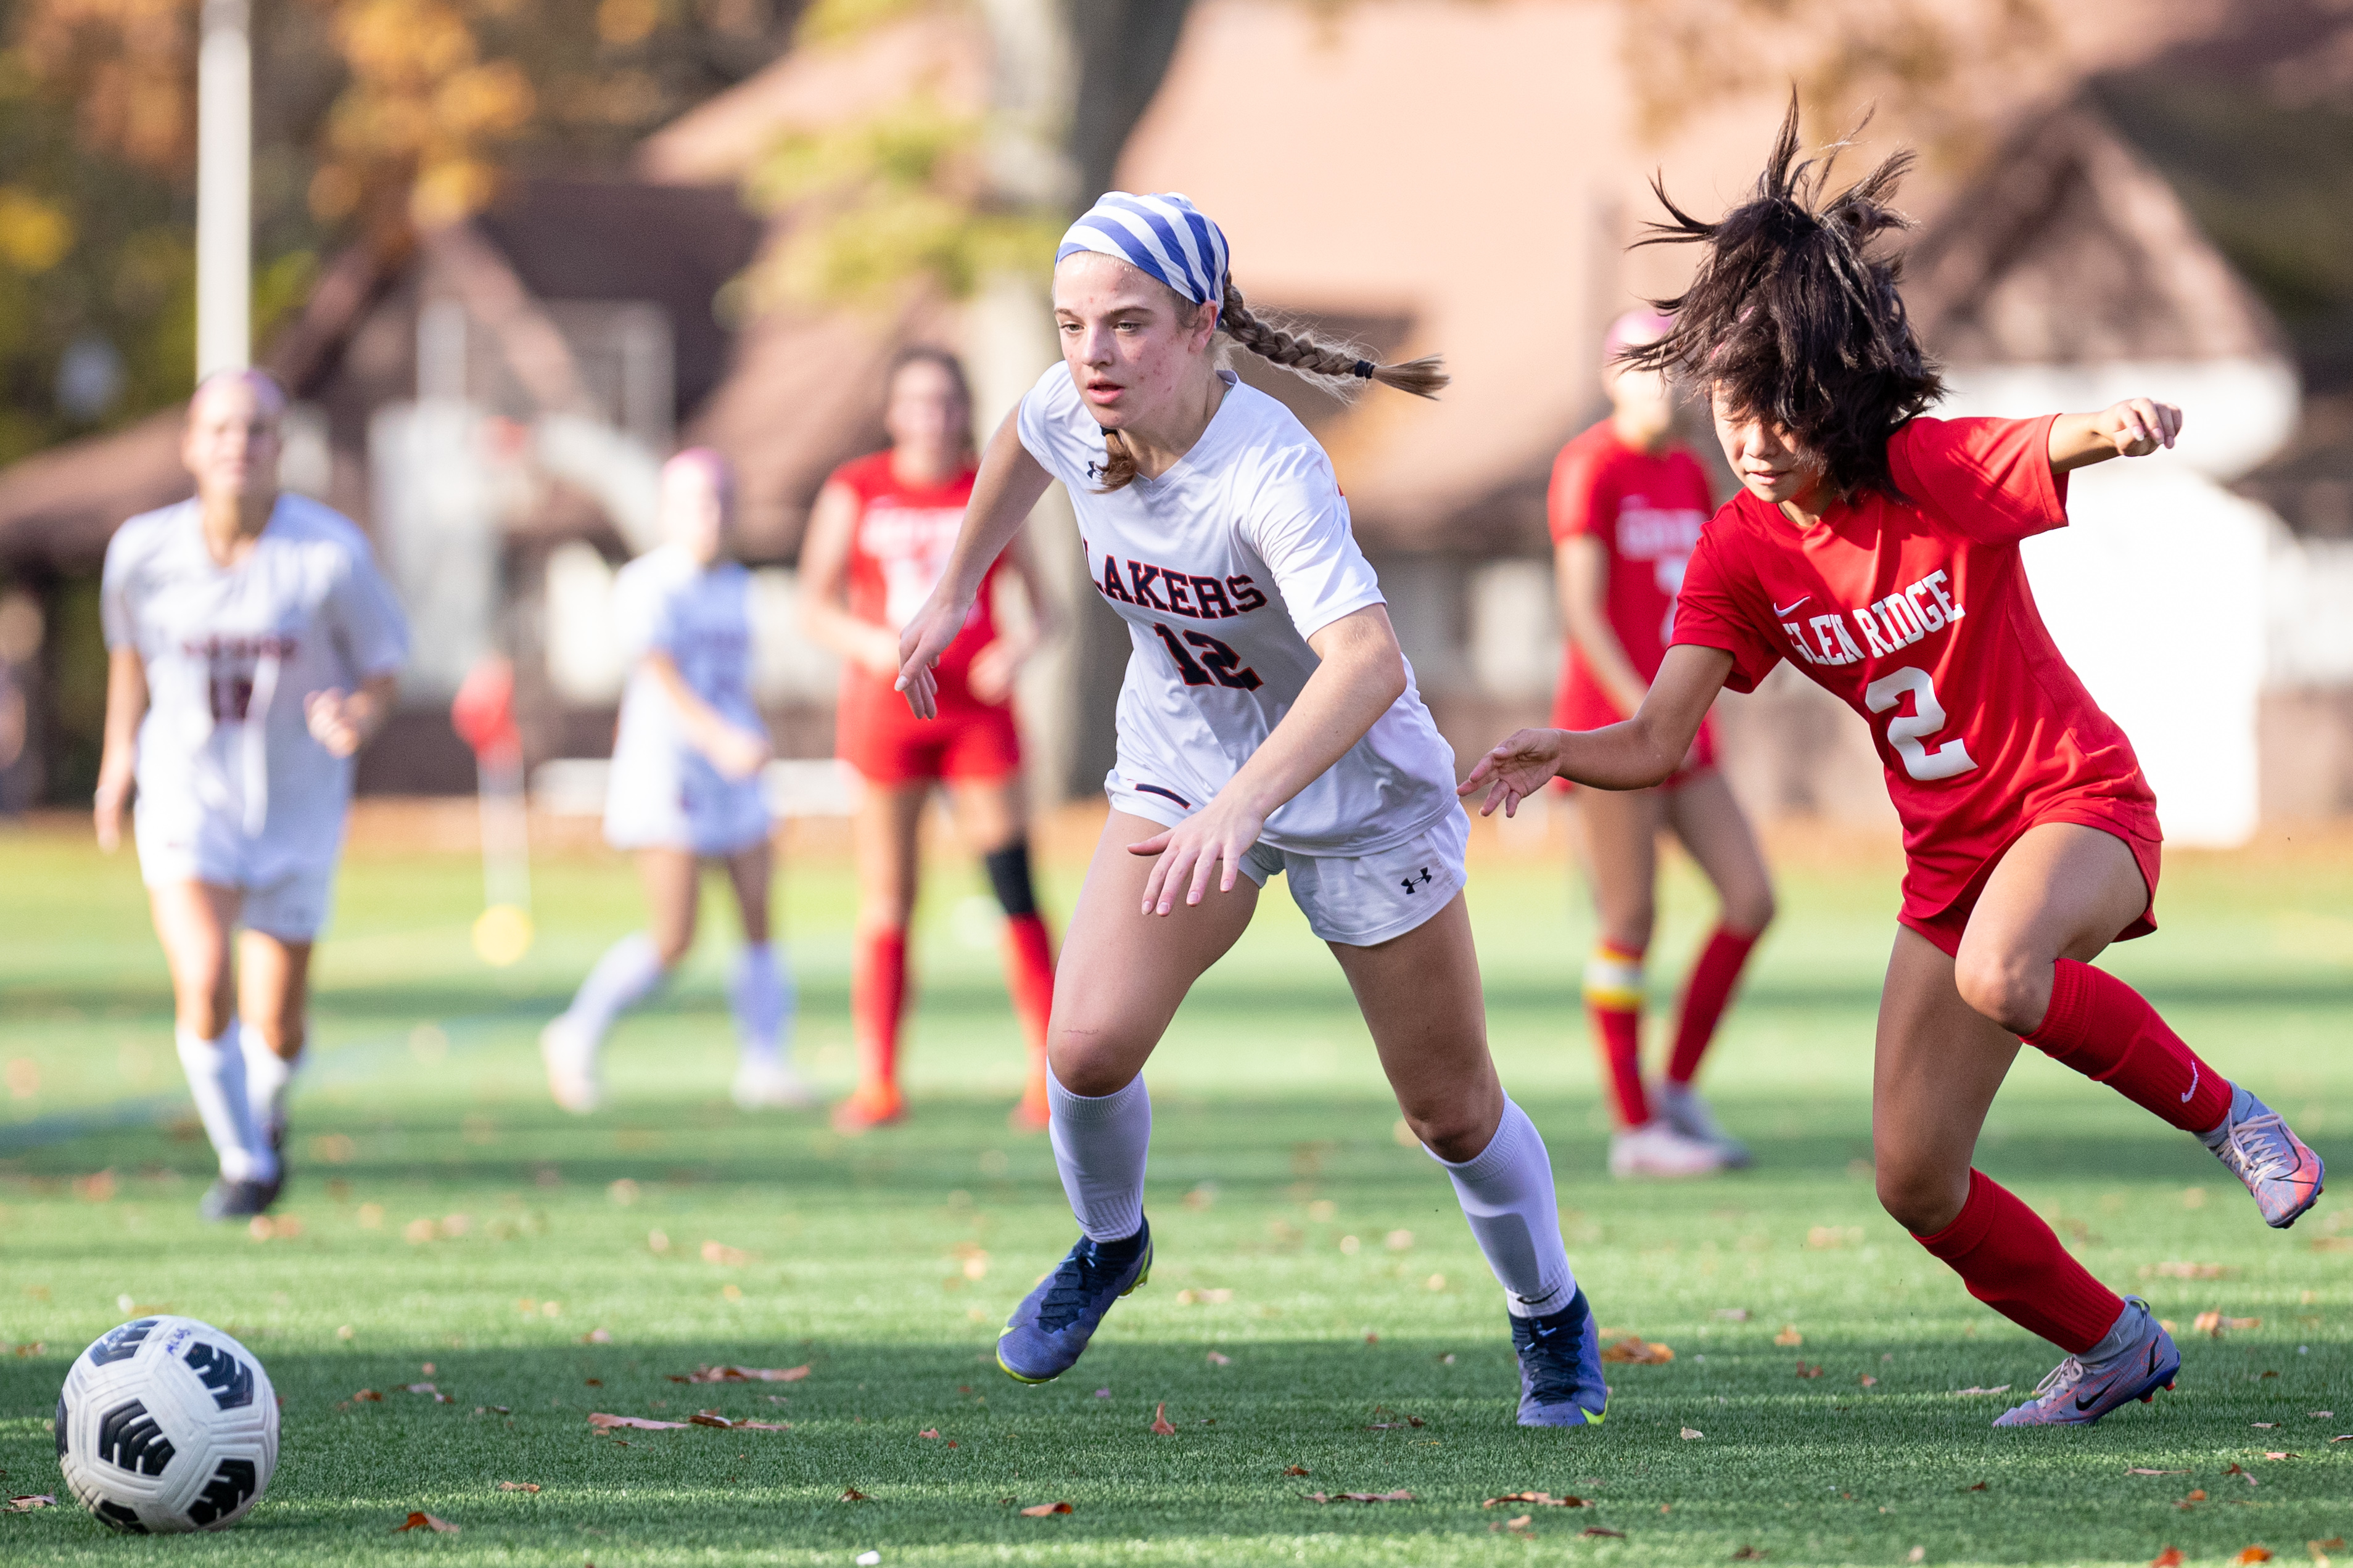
[96,369,410,1221]
[895,193,1609,1427]
[539,450,813,1114]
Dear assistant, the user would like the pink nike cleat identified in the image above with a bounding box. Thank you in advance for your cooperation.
[1993,1299,2178,1428]
[2208,1088,2325,1228]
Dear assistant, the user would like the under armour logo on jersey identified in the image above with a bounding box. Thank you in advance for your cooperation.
[1399,866,1433,895]
[1085,460,1103,481]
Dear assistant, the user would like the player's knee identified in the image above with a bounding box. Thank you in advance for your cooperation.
[1874,1158,1966,1235]
[1951,944,2045,1035]
[1725,885,1776,936]
[650,932,693,969]
[983,840,1037,919]
[1599,906,1655,954]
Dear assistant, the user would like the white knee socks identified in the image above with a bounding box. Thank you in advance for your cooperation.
[565,933,668,1044]
[1047,1070,1151,1242]
[728,943,795,1065]
[1432,1098,1576,1316]
[176,1027,277,1185]
[237,1022,299,1139]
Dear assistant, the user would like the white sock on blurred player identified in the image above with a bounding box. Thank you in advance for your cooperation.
[237,1022,298,1143]
[1049,1070,1150,1242]
[1431,1098,1575,1317]
[564,932,668,1045]
[176,1026,277,1185]
[728,942,794,1066]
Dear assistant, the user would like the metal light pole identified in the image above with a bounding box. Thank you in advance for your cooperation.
[196,0,252,377]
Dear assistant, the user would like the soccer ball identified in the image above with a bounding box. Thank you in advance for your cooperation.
[55,1316,278,1533]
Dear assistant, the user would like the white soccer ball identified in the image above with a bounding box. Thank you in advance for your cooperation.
[55,1316,278,1533]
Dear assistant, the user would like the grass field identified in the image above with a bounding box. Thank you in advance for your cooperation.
[2,804,2350,1566]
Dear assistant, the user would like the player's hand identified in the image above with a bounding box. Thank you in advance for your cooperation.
[2098,397,2182,458]
[706,722,773,783]
[93,769,131,853]
[896,589,975,721]
[966,638,1022,706]
[1457,727,1569,819]
[304,687,376,758]
[1127,795,1266,916]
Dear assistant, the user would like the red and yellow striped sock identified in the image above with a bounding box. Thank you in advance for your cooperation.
[1584,940,1649,1128]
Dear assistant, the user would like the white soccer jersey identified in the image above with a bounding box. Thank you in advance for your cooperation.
[1016,363,1456,854]
[604,546,769,854]
[101,495,410,882]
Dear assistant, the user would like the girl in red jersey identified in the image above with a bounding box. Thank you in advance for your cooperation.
[801,347,1063,1131]
[1464,102,2323,1429]
[1551,309,1774,1179]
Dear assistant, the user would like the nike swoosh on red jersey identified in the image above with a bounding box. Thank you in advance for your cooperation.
[1772,597,1811,617]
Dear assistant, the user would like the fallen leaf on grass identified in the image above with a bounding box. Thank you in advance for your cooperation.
[918,1428,941,1439]
[2182,1490,2209,1506]
[1206,1351,1231,1366]
[839,1488,870,1501]
[2234,1550,2274,1565]
[1150,1403,1177,1435]
[587,1413,687,1430]
[2225,1463,2259,1487]
[1966,1481,1988,1492]
[2333,1435,2353,1444]
[700,1241,749,1266]
[1483,1492,1585,1508]
[1282,1466,1309,1477]
[353,1389,384,1402]
[1581,1525,1626,1538]
[691,1411,786,1430]
[2149,1550,2183,1567]
[476,1405,509,1416]
[581,1328,612,1344]
[672,1364,810,1384]
[1304,1490,1414,1504]
[1773,1325,1803,1347]
[1491,1513,1535,1535]
[1600,1336,1674,1364]
[394,1511,459,1533]
[2312,1538,2346,1568]
[403,1382,453,1403]
[498,1482,538,1493]
[1681,1427,1704,1440]
[5,1494,55,1511]
[2196,1311,2224,1334]
[2264,1452,2301,1461]
[1713,1308,1750,1322]
[1733,1549,1768,1562]
[2256,1422,2280,1429]
[1858,1374,1878,1387]
[1019,1501,1073,1516]
[1951,1386,2010,1397]
[1795,1362,1823,1379]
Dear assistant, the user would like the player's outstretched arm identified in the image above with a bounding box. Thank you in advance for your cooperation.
[1128,604,1410,915]
[642,654,770,782]
[797,480,905,678]
[894,412,1052,719]
[2048,398,2182,474]
[1459,642,1733,817]
[93,646,147,852]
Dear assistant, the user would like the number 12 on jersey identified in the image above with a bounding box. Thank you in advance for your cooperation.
[1865,665,1976,782]
[1152,623,1263,691]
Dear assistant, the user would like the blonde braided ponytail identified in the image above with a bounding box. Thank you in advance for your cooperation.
[1219,281,1449,400]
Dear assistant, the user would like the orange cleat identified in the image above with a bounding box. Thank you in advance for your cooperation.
[1009,1079,1052,1133]
[830,1083,905,1133]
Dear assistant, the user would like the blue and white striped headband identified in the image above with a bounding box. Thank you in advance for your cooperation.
[1056,192,1230,312]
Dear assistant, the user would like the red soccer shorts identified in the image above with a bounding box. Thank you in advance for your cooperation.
[838,691,1021,787]
[1899,805,2162,959]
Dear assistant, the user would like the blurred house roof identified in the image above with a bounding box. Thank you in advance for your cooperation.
[1905,105,2286,366]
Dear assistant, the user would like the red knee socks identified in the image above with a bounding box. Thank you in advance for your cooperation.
[852,927,909,1098]
[2024,959,2232,1134]
[1667,924,1760,1087]
[1002,911,1056,1077]
[1913,1169,2124,1353]
[1584,940,1649,1128]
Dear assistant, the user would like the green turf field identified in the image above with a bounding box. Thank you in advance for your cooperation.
[2,813,2349,1566]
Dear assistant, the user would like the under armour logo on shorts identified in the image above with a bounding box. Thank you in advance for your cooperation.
[1399,867,1433,895]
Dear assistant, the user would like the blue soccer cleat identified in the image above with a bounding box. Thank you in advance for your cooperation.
[1993,1298,2179,1428]
[1512,1287,1609,1427]
[2207,1088,2325,1229]
[996,1219,1152,1384]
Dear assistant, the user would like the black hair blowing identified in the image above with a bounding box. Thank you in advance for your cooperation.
[1619,93,1944,503]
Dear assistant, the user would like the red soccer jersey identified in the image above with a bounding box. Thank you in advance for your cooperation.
[1669,414,2159,928]
[1547,422,1714,732]
[830,450,998,704]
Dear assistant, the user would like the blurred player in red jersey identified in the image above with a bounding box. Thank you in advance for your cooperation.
[1551,310,1774,1178]
[1464,101,2323,1429]
[801,348,1063,1131]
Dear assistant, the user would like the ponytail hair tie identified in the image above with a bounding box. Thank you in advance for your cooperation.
[1351,359,1376,380]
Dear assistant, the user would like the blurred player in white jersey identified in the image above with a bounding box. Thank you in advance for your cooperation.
[897,193,1610,1428]
[540,449,812,1114]
[95,369,410,1220]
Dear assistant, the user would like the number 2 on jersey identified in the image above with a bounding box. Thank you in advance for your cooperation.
[1152,623,1263,691]
[1865,665,1976,782]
